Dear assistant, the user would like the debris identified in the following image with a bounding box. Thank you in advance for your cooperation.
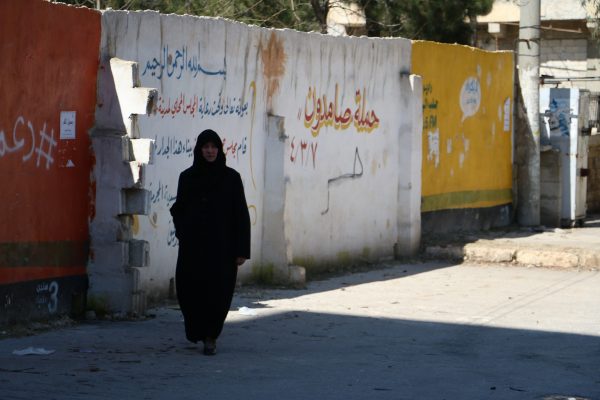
[12,347,55,356]
[0,367,38,373]
[238,306,257,316]
[509,387,527,392]
[70,348,96,353]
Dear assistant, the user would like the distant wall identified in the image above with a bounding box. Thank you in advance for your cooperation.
[412,42,514,232]
[477,1,600,93]
[0,0,100,323]
[540,149,562,226]
[587,134,600,213]
[540,39,588,81]
[91,11,421,311]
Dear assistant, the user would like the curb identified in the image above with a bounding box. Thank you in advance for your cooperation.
[424,243,600,271]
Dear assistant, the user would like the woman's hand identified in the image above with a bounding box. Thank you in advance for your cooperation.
[236,257,246,266]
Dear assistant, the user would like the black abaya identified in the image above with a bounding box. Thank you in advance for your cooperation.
[170,130,251,343]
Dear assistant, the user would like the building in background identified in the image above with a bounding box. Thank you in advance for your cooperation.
[477,0,600,91]
[477,0,600,224]
[327,1,366,36]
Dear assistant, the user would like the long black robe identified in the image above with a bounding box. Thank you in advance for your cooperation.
[170,130,250,343]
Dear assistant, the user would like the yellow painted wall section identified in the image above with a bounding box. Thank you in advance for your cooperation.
[412,41,514,212]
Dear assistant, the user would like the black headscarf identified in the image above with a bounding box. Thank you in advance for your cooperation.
[192,129,226,172]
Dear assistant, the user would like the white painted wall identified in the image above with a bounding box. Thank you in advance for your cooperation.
[94,10,420,309]
[261,31,415,268]
[479,0,591,23]
[541,0,589,20]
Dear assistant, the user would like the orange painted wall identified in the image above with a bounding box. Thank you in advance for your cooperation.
[0,0,101,285]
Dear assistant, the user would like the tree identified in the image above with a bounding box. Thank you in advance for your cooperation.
[57,0,493,43]
[584,0,600,38]
[58,0,327,32]
[356,0,493,44]
[57,0,165,10]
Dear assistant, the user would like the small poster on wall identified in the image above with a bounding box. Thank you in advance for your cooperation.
[60,111,76,140]
[504,98,511,132]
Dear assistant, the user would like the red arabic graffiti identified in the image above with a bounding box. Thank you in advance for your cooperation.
[303,84,380,137]
[222,136,247,161]
[290,136,318,169]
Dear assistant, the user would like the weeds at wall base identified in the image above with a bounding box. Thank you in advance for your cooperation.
[249,263,275,285]
[0,315,76,339]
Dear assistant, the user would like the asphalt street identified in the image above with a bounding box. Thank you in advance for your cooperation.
[1,261,599,400]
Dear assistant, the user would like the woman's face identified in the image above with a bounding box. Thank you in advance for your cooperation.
[201,142,218,162]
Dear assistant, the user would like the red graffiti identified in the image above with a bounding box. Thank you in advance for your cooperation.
[290,136,318,168]
[303,84,380,137]
[222,136,248,161]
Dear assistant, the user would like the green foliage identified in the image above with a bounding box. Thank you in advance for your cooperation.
[584,0,600,38]
[250,263,275,285]
[57,0,493,44]
[164,0,325,32]
[58,0,324,32]
[357,0,493,43]
[86,294,110,317]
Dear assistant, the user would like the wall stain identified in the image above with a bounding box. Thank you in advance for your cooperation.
[260,31,287,112]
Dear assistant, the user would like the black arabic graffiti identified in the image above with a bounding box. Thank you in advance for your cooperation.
[142,45,226,80]
[321,147,363,215]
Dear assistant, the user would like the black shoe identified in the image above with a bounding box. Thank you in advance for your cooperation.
[203,338,217,356]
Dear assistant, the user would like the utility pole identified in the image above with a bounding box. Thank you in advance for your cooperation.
[517,0,541,226]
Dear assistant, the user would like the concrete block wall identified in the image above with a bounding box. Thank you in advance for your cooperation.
[540,39,588,63]
[88,56,157,315]
[92,10,420,311]
[540,39,588,80]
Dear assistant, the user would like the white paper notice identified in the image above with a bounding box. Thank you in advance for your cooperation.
[503,98,511,132]
[60,111,76,140]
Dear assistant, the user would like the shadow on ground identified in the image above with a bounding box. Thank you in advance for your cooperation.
[0,307,597,400]
[236,261,457,303]
[424,213,600,243]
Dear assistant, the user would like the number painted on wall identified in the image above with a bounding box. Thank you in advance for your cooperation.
[48,281,59,314]
[35,280,59,314]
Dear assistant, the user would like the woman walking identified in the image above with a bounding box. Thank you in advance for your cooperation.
[170,129,251,355]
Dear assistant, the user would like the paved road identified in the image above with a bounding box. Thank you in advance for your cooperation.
[1,261,599,400]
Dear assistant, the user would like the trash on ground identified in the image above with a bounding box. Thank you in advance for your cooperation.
[70,348,96,353]
[238,306,258,316]
[12,347,55,356]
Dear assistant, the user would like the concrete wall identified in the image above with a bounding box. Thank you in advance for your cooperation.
[540,39,588,80]
[91,11,421,312]
[587,134,600,213]
[540,149,563,226]
[0,0,101,323]
[411,42,514,232]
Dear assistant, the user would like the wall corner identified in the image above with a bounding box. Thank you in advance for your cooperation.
[396,73,423,257]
